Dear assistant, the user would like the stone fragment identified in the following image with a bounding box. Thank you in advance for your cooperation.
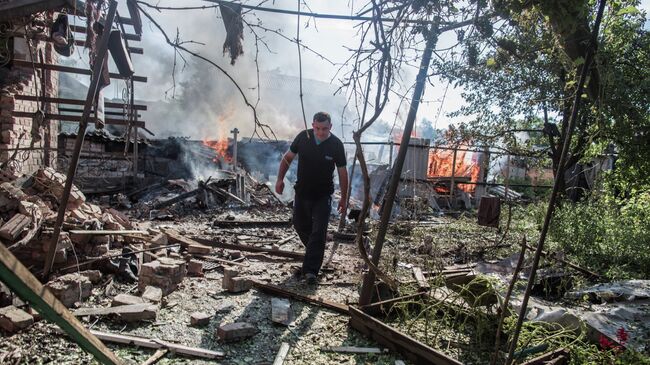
[229,277,252,293]
[78,270,102,284]
[45,274,92,307]
[150,232,168,247]
[138,258,186,295]
[0,182,25,213]
[271,298,293,326]
[215,300,236,314]
[0,305,34,332]
[190,311,212,327]
[33,167,85,209]
[188,259,203,276]
[112,294,146,307]
[0,213,31,241]
[217,322,257,342]
[117,304,158,322]
[141,286,163,303]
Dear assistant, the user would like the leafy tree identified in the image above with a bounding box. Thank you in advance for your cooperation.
[433,0,650,196]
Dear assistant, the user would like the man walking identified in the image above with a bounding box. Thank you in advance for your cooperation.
[275,112,348,284]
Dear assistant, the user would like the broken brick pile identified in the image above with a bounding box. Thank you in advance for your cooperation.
[139,257,187,295]
[0,167,133,269]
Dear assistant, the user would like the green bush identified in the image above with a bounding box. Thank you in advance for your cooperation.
[547,191,650,280]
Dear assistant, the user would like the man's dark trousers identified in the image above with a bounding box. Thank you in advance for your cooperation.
[293,193,331,276]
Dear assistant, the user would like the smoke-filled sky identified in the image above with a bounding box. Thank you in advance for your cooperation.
[64,0,650,142]
[110,0,471,141]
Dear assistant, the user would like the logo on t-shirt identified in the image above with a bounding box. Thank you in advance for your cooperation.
[325,155,333,161]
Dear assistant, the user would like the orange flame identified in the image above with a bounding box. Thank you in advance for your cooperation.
[427,147,481,192]
[203,137,231,164]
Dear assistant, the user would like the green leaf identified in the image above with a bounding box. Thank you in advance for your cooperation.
[486,58,497,67]
[617,6,639,15]
[573,57,585,66]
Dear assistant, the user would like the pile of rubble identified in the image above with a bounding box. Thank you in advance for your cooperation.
[1,167,132,267]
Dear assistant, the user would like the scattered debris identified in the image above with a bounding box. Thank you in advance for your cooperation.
[217,322,258,342]
[190,311,211,327]
[270,297,293,326]
[0,305,34,333]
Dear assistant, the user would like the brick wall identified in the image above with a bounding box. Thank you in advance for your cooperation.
[0,26,59,179]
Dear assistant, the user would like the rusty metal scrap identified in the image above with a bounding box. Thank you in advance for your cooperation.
[249,280,349,315]
[348,306,463,365]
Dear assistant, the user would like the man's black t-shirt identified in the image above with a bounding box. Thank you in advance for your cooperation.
[290,129,346,198]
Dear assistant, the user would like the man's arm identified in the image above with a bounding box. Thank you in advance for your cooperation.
[337,166,349,214]
[276,151,296,194]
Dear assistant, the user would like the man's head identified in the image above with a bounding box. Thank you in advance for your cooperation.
[312,112,332,141]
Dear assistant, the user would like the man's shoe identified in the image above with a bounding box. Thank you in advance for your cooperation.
[304,273,318,285]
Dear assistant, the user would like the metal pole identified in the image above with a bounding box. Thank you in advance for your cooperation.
[504,154,511,200]
[449,147,457,199]
[43,0,119,278]
[231,128,239,171]
[337,156,357,232]
[388,141,393,168]
[131,78,138,186]
[359,27,438,305]
[504,1,607,363]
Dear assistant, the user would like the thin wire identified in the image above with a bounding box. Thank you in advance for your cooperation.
[296,0,309,137]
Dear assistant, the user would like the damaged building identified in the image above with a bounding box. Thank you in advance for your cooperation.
[1,1,647,365]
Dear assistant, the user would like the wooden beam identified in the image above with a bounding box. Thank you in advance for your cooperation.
[0,241,124,365]
[192,237,304,260]
[349,306,463,365]
[272,343,290,365]
[82,329,224,359]
[12,60,147,82]
[250,280,349,314]
[14,95,148,111]
[68,230,149,235]
[12,111,146,128]
[73,39,143,54]
[58,107,141,118]
[141,349,168,365]
[42,0,119,279]
[70,25,141,41]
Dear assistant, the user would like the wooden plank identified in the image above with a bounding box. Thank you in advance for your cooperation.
[213,219,292,228]
[73,303,158,318]
[348,306,463,365]
[272,342,290,365]
[412,267,431,292]
[12,111,146,128]
[70,25,141,41]
[141,349,167,365]
[68,230,148,235]
[161,229,212,254]
[193,237,304,260]
[14,95,148,110]
[322,346,386,354]
[250,280,349,314]
[12,60,147,82]
[88,330,224,359]
[0,241,124,365]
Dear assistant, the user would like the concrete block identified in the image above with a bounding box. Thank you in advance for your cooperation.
[190,311,211,327]
[217,322,257,342]
[0,305,34,332]
[116,304,158,322]
[188,259,203,276]
[141,286,163,303]
[45,274,92,308]
[271,298,293,326]
[112,294,146,307]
